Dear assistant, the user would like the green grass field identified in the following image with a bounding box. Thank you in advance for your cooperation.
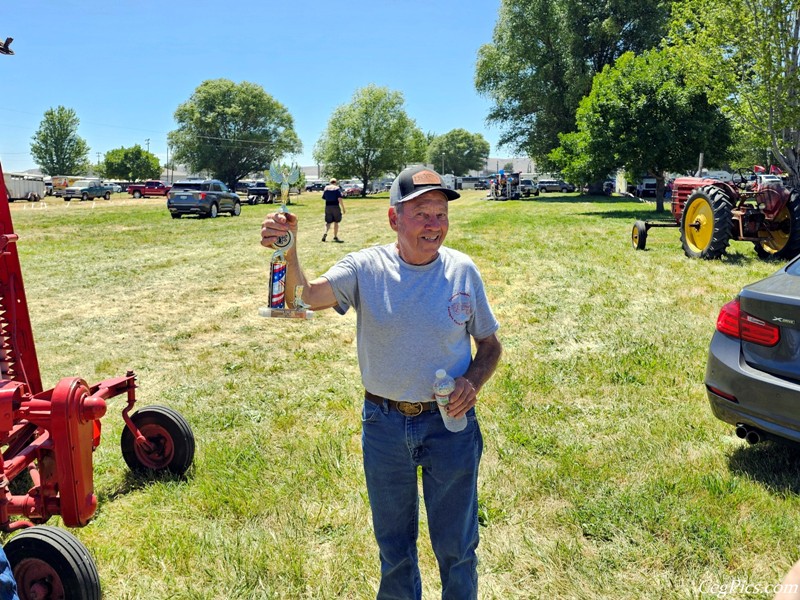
[5,190,799,599]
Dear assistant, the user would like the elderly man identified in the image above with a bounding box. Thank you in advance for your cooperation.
[261,166,502,599]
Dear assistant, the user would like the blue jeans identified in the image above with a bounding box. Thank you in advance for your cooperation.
[0,547,18,600]
[361,398,483,600]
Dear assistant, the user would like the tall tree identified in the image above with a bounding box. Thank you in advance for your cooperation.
[426,129,490,176]
[551,50,733,211]
[475,0,672,167]
[103,145,161,182]
[669,0,800,185]
[169,79,301,190]
[30,106,90,175]
[314,85,424,196]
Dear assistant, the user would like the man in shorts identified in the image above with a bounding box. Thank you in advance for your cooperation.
[322,178,346,243]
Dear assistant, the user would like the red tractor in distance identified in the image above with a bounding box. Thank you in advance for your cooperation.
[631,170,800,260]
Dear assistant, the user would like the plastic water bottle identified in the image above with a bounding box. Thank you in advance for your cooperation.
[433,369,467,432]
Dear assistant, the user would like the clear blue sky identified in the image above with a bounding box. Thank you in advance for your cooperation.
[0,0,508,174]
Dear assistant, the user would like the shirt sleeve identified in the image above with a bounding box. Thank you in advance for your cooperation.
[467,266,500,341]
[321,253,361,315]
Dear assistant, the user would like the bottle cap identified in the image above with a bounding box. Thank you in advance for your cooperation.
[435,369,446,378]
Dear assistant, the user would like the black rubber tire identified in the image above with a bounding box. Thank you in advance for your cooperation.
[5,526,101,600]
[103,192,110,200]
[680,185,732,259]
[632,220,648,250]
[121,405,195,476]
[231,202,241,216]
[81,192,88,201]
[133,190,142,199]
[171,213,181,219]
[754,189,800,260]
[209,203,218,218]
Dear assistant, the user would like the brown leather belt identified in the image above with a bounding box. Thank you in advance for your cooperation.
[364,390,437,417]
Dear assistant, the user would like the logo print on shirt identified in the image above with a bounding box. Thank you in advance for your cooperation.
[448,292,472,325]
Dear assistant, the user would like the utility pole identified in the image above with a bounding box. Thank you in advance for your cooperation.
[145,138,150,152]
[441,152,445,174]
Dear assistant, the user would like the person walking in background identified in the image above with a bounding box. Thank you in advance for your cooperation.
[261,166,503,599]
[321,178,345,243]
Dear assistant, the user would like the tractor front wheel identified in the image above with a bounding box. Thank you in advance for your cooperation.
[680,186,732,259]
[754,189,800,260]
[5,526,101,600]
[121,405,195,476]
[632,221,648,250]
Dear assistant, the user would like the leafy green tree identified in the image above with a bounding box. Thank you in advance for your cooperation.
[668,0,800,185]
[169,79,301,190]
[103,145,161,182]
[30,106,91,175]
[475,0,671,167]
[551,50,732,211]
[426,129,490,176]
[314,85,424,196]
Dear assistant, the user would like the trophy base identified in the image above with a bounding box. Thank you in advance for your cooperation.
[259,306,314,319]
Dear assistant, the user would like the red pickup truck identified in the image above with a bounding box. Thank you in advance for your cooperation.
[127,180,171,198]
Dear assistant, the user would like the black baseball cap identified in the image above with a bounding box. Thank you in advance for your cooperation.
[389,166,460,206]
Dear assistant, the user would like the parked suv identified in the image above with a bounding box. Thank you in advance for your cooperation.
[519,179,540,198]
[167,180,241,218]
[538,179,575,193]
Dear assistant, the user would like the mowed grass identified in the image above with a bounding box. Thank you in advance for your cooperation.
[5,190,800,598]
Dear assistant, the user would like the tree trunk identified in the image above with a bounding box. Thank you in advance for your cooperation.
[655,172,665,213]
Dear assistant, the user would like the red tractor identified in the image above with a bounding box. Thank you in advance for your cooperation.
[631,170,800,260]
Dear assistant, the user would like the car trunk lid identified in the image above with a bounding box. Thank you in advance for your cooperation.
[740,269,800,383]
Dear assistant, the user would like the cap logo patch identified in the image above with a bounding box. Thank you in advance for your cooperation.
[411,170,441,186]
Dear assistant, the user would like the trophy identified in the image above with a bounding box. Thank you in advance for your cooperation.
[259,165,314,320]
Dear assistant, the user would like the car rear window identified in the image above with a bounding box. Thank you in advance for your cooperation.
[172,182,204,191]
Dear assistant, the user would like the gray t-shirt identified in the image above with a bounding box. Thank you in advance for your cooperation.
[322,244,499,402]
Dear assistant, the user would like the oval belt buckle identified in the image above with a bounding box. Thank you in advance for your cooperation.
[397,402,422,417]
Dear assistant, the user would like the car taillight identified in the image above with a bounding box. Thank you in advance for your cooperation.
[716,299,780,346]
[199,192,206,200]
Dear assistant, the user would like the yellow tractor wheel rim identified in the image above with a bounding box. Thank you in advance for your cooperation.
[761,205,790,253]
[684,198,714,253]
[632,224,640,247]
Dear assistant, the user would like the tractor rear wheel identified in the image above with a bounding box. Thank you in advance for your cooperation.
[754,189,800,260]
[121,405,195,476]
[632,221,648,250]
[5,526,101,600]
[680,186,732,259]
